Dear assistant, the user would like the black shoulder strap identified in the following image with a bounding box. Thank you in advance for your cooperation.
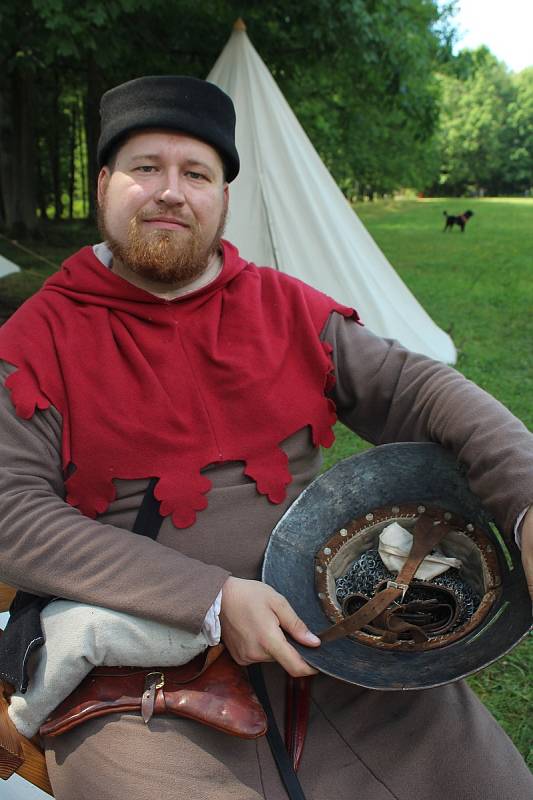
[248,664,308,800]
[132,477,163,539]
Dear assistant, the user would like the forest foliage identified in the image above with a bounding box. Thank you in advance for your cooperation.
[433,49,533,196]
[0,0,531,236]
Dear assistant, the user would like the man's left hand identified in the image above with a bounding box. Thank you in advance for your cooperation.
[520,506,533,602]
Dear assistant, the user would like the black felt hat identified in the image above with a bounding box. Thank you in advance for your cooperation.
[97,75,240,181]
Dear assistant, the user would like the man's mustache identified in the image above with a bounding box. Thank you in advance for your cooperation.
[138,214,195,227]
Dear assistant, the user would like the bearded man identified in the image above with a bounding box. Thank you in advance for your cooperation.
[0,76,532,800]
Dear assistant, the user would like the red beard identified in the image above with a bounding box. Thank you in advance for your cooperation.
[98,204,227,286]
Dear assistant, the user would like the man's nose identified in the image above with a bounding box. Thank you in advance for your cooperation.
[155,172,185,205]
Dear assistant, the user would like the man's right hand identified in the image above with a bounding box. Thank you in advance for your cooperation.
[219,576,320,677]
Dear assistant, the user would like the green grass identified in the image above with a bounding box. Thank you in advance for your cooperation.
[0,221,98,311]
[0,199,532,766]
[358,197,533,420]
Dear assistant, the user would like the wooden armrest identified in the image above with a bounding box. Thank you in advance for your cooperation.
[0,585,54,793]
[0,582,16,613]
[0,687,23,778]
[0,686,53,795]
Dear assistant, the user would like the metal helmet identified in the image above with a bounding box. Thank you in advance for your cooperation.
[263,442,531,690]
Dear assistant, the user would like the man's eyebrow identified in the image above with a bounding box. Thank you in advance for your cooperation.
[128,154,160,163]
[126,155,217,174]
[182,158,216,174]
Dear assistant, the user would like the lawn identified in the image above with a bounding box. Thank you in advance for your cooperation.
[0,197,531,766]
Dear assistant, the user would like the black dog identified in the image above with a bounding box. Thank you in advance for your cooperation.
[443,210,474,232]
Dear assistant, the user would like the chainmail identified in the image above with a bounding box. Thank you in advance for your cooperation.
[335,548,481,631]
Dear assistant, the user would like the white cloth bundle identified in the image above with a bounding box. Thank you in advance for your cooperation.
[8,600,210,738]
[378,522,463,580]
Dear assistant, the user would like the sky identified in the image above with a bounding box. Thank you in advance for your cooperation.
[451,0,533,73]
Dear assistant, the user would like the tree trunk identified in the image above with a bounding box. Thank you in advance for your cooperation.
[0,86,17,231]
[68,101,77,220]
[0,67,39,236]
[49,75,63,220]
[0,151,5,228]
[13,65,39,234]
[36,156,49,220]
[78,94,88,218]
[84,55,104,222]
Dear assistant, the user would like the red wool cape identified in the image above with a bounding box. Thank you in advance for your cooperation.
[0,240,356,528]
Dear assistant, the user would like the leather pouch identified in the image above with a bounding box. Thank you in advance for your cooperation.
[39,646,267,740]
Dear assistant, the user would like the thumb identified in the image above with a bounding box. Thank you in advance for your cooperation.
[522,553,533,602]
[275,596,321,647]
[519,509,533,601]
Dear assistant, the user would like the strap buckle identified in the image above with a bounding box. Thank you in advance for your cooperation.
[141,671,165,724]
[386,580,409,600]
[145,671,165,690]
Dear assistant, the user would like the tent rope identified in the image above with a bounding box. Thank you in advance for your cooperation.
[0,232,59,271]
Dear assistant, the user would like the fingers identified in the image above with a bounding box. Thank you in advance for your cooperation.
[264,628,318,677]
[264,593,320,676]
[273,594,321,648]
[523,550,533,600]
[225,614,318,677]
[219,577,319,676]
[519,509,533,602]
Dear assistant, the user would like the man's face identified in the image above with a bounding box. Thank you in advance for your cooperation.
[97,130,229,286]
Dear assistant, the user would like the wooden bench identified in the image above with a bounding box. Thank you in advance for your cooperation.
[0,581,53,795]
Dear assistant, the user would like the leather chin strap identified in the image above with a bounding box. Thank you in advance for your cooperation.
[319,511,453,644]
[285,675,312,772]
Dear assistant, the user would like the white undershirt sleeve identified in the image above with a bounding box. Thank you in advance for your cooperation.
[514,506,529,549]
[201,590,222,645]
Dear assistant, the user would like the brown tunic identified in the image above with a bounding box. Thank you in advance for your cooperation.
[0,313,531,799]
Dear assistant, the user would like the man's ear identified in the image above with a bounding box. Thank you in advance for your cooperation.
[97,167,110,207]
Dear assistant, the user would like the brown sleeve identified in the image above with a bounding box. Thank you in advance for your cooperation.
[324,313,533,537]
[0,363,229,632]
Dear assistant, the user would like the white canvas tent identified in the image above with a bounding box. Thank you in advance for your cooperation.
[208,22,456,363]
[0,254,20,279]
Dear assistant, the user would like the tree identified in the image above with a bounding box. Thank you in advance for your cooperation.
[270,0,447,197]
[0,6,40,235]
[502,68,533,194]
[0,0,453,232]
[0,0,149,233]
[430,48,533,196]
